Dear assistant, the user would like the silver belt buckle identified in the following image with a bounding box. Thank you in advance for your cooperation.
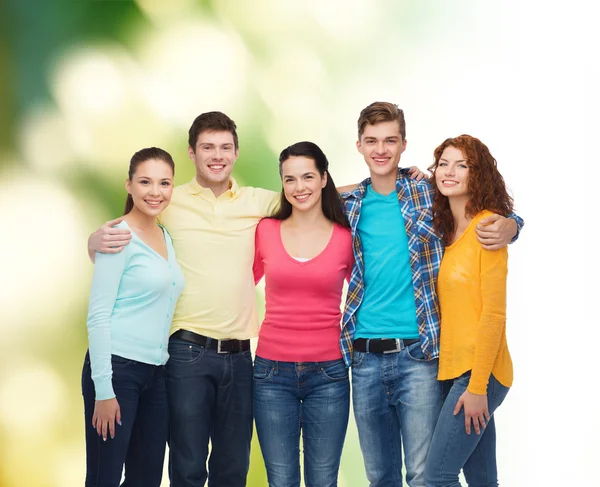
[216,340,229,354]
[383,339,402,354]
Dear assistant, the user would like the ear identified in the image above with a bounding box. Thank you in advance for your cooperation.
[321,171,328,189]
[188,145,195,160]
[232,147,239,164]
[356,139,363,155]
[125,179,131,194]
[400,138,407,154]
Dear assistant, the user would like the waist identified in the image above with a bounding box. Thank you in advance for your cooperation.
[171,329,250,353]
[353,337,420,353]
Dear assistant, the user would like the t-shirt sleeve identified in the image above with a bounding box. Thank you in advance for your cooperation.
[256,189,281,218]
[468,246,508,394]
[253,220,266,284]
[86,249,128,400]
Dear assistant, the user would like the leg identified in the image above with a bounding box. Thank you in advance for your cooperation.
[397,342,444,487]
[302,360,350,487]
[208,349,254,487]
[351,352,403,487]
[166,338,216,487]
[253,358,301,487]
[424,373,509,487]
[122,365,168,487]
[82,354,140,487]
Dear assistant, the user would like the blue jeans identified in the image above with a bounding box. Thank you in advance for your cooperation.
[166,337,254,487]
[424,372,510,487]
[351,341,444,487]
[82,352,168,487]
[253,356,350,487]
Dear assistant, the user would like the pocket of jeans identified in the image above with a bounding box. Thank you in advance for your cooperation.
[351,350,366,368]
[253,358,275,381]
[405,341,431,363]
[320,361,349,382]
[111,355,135,368]
[241,350,253,365]
[167,339,205,364]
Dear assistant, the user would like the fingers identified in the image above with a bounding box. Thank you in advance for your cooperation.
[453,397,464,416]
[478,214,501,226]
[108,417,116,440]
[104,216,125,227]
[480,243,503,251]
[116,407,122,427]
[465,414,471,435]
[101,419,108,442]
[472,414,483,435]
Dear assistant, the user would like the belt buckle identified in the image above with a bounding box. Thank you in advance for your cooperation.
[216,340,230,354]
[383,339,401,354]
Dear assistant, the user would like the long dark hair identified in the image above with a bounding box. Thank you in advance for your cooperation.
[271,141,349,228]
[427,135,513,245]
[124,147,175,215]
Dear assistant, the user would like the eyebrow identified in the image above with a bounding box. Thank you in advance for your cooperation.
[364,136,400,140]
[135,176,173,180]
[283,172,316,178]
[439,158,467,163]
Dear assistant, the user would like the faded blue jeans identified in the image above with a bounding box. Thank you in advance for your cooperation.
[253,356,350,487]
[351,340,444,487]
[424,372,509,487]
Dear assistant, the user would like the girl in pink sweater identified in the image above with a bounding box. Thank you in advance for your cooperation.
[253,141,354,487]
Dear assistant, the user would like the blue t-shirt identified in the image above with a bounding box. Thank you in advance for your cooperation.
[86,221,185,400]
[354,185,419,339]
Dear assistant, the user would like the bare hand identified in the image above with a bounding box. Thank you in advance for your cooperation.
[88,217,132,258]
[453,390,490,435]
[475,214,517,250]
[407,166,426,181]
[92,397,121,441]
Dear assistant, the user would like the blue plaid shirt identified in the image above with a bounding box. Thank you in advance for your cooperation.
[340,168,523,367]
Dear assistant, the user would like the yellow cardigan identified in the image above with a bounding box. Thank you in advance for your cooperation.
[437,210,513,395]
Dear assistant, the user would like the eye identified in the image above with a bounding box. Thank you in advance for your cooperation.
[223,145,233,152]
[140,180,150,185]
[386,139,396,144]
[161,181,171,186]
[366,140,375,145]
[459,164,468,169]
[438,162,447,167]
[305,175,313,180]
[201,145,211,152]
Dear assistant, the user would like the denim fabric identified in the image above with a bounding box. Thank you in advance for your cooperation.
[424,372,510,487]
[166,337,254,487]
[82,352,168,487]
[351,341,443,487]
[253,356,350,487]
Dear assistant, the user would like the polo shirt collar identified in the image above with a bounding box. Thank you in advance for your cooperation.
[187,177,240,198]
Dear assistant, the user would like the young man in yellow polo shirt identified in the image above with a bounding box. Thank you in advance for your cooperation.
[89,112,279,487]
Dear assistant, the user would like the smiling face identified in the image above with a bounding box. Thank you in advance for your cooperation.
[435,145,470,199]
[188,129,238,194]
[126,158,174,217]
[281,155,327,214]
[357,120,407,179]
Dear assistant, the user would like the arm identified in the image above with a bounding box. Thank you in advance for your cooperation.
[475,212,524,250]
[87,249,127,439]
[253,223,265,284]
[87,217,132,263]
[454,245,508,435]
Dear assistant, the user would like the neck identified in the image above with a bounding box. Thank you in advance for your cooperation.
[286,205,329,229]
[448,195,471,234]
[196,176,230,198]
[370,171,397,195]
[124,207,159,230]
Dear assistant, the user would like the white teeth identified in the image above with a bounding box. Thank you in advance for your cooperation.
[209,165,224,170]
[295,194,310,201]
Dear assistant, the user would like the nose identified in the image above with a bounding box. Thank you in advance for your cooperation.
[444,164,455,176]
[212,148,224,160]
[375,141,386,154]
[149,183,161,196]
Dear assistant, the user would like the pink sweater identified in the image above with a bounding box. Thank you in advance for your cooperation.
[253,218,354,362]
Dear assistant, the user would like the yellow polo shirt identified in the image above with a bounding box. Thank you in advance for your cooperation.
[158,177,279,339]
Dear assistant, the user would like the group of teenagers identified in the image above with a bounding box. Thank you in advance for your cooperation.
[82,101,523,487]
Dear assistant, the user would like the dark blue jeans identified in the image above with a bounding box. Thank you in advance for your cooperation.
[166,337,254,487]
[82,352,168,487]
[424,372,510,487]
[253,356,350,487]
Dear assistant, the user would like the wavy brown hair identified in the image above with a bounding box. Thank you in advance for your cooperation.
[427,135,513,245]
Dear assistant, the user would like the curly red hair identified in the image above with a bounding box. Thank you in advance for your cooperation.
[427,135,513,246]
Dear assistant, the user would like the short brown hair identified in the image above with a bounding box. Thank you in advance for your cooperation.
[188,111,239,151]
[357,102,406,140]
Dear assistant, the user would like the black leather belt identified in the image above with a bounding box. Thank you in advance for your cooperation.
[172,329,250,354]
[353,338,419,354]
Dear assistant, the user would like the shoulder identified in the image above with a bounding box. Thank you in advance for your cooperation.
[475,209,495,223]
[333,224,353,249]
[256,217,279,234]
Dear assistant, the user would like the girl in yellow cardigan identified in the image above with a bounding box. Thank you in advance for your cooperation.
[424,135,514,487]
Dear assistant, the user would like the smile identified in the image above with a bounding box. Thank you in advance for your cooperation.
[208,165,225,171]
[294,194,311,202]
[441,180,459,186]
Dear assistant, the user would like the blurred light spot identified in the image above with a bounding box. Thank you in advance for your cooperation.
[0,172,93,339]
[0,363,67,437]
[136,21,249,126]
[136,0,197,23]
[19,105,75,171]
[307,0,377,41]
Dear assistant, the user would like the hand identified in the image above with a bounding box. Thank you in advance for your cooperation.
[475,214,517,250]
[454,390,490,435]
[407,166,427,181]
[92,397,121,441]
[88,217,132,257]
